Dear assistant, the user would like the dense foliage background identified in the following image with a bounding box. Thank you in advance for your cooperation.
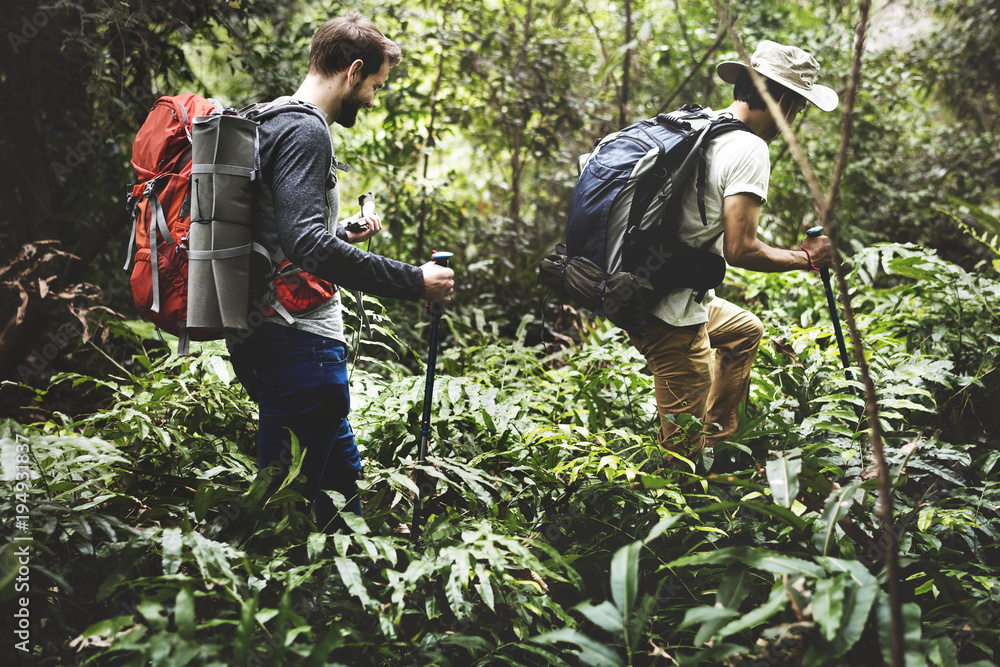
[1,0,998,665]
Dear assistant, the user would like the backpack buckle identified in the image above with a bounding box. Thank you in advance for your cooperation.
[141,179,158,198]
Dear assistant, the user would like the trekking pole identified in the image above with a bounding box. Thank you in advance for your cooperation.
[411,250,453,541]
[806,226,854,382]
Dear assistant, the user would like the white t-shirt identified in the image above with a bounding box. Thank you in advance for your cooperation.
[647,112,770,326]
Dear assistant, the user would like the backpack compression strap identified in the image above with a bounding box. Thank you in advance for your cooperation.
[146,190,174,314]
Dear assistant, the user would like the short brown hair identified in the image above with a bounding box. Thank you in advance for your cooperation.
[308,12,402,78]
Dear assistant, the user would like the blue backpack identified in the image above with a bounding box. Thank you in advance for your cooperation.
[539,105,750,334]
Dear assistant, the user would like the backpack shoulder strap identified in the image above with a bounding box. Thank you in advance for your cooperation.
[243,96,329,126]
[246,97,352,174]
[694,115,754,226]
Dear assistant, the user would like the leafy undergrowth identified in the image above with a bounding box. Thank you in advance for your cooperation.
[2,244,998,666]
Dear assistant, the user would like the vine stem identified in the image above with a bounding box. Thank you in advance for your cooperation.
[712,1,904,664]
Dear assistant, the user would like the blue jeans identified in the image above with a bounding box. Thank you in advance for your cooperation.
[228,323,362,532]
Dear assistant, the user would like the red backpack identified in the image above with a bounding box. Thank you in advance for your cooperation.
[124,94,339,353]
[124,94,226,353]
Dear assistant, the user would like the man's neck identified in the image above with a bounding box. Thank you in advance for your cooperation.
[723,100,780,143]
[292,72,349,126]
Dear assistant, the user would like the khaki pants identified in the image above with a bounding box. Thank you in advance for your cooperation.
[629,298,763,453]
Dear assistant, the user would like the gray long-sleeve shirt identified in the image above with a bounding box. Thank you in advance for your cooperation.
[253,102,423,341]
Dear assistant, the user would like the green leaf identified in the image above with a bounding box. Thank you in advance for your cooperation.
[877,598,926,667]
[175,584,195,640]
[206,354,233,384]
[233,594,257,665]
[137,598,167,632]
[980,449,1000,476]
[96,538,147,602]
[339,511,370,535]
[610,540,641,646]
[715,562,750,609]
[389,471,420,495]
[679,605,739,632]
[691,562,751,645]
[162,527,183,575]
[573,600,623,634]
[193,484,215,522]
[513,642,576,667]
[307,533,327,562]
[531,629,625,667]
[79,615,134,639]
[305,628,348,666]
[766,450,802,508]
[813,482,861,555]
[244,467,275,506]
[186,532,241,584]
[716,583,788,637]
[639,474,671,489]
[334,556,373,608]
[740,501,811,532]
[445,550,472,617]
[644,514,683,544]
[926,636,960,667]
[273,430,304,494]
[812,575,846,643]
[668,547,826,578]
[474,563,495,612]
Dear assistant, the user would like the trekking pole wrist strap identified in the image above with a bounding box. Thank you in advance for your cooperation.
[799,245,819,272]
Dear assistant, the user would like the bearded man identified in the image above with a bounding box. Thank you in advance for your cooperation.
[228,13,454,532]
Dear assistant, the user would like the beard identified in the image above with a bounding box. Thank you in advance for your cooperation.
[336,85,366,128]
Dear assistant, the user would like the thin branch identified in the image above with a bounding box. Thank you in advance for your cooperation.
[821,3,866,228]
[620,0,634,127]
[416,34,448,261]
[671,0,697,60]
[655,29,727,116]
[580,2,611,63]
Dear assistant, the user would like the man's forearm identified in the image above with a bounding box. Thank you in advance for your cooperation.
[725,239,811,273]
[722,193,816,273]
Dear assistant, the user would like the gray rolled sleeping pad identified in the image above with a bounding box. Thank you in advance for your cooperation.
[185,99,330,352]
[186,111,259,337]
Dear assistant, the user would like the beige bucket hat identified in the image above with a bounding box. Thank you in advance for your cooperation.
[717,40,839,112]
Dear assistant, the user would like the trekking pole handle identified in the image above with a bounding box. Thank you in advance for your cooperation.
[805,226,830,280]
[429,251,453,315]
[432,250,453,267]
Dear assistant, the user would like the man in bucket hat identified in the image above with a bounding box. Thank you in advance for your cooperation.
[629,41,838,466]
